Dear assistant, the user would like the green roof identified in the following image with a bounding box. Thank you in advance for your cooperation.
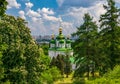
[50,40,55,44]
[56,48,67,51]
[59,40,64,43]
[56,34,65,40]
[49,48,73,51]
[66,40,71,43]
[49,48,56,50]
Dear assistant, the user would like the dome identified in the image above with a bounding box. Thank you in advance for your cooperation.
[56,27,65,40]
[50,40,55,44]
[66,40,71,43]
[59,39,64,43]
[56,34,65,40]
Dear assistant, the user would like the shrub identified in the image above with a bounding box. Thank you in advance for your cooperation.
[40,67,61,84]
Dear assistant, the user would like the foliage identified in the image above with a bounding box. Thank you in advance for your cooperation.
[72,13,98,78]
[99,0,120,70]
[73,66,120,84]
[55,55,65,75]
[0,15,41,83]
[0,0,8,16]
[0,14,61,84]
[40,67,61,84]
[39,48,61,84]
[64,55,72,78]
[86,65,120,84]
[73,78,85,84]
[39,43,49,55]
[39,48,50,70]
[50,54,72,77]
[0,44,7,82]
[104,65,120,79]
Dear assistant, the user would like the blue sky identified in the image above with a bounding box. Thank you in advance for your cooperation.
[6,0,120,36]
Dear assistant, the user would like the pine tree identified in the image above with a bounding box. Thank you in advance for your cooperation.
[56,54,65,76]
[72,13,98,79]
[99,0,120,70]
[64,55,72,78]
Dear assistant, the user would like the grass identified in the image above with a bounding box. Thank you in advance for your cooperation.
[54,72,100,84]
[54,74,73,84]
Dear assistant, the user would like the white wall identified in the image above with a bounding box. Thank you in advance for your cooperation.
[48,50,73,59]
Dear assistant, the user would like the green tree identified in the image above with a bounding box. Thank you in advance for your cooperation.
[99,0,120,70]
[0,43,7,82]
[0,15,26,83]
[64,55,72,78]
[39,43,49,55]
[0,0,8,16]
[56,54,65,76]
[0,15,41,83]
[72,13,98,79]
[39,48,61,84]
[50,57,56,67]
[40,67,61,84]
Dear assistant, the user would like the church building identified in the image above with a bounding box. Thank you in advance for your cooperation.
[48,27,73,58]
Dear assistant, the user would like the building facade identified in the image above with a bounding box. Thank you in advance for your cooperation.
[48,27,73,58]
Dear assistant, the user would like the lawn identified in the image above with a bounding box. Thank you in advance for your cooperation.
[54,74,73,84]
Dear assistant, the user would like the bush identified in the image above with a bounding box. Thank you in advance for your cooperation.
[86,65,120,84]
[40,67,61,84]
[73,65,120,84]
[104,65,120,79]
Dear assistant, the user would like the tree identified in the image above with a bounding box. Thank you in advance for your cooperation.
[39,43,49,55]
[0,43,7,82]
[0,0,8,16]
[99,0,120,70]
[0,15,26,83]
[72,13,98,79]
[50,57,57,67]
[39,48,61,84]
[56,54,65,76]
[0,15,41,83]
[64,55,72,78]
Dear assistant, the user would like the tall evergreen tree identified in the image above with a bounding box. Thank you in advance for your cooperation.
[64,55,72,78]
[72,13,98,79]
[99,0,120,70]
[56,54,65,76]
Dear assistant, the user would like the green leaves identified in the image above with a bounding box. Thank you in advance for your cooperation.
[72,13,98,78]
[99,0,120,70]
[0,0,8,16]
[0,15,42,83]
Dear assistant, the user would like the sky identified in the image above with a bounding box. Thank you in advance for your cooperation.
[6,0,120,36]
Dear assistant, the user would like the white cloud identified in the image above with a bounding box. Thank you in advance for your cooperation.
[31,17,38,22]
[57,0,105,9]
[41,8,54,15]
[43,14,59,21]
[63,1,106,26]
[28,18,48,35]
[7,0,21,9]
[18,10,26,19]
[26,9,41,17]
[62,22,75,34]
[27,1,108,35]
[25,2,34,8]
[37,7,59,22]
[28,1,106,35]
